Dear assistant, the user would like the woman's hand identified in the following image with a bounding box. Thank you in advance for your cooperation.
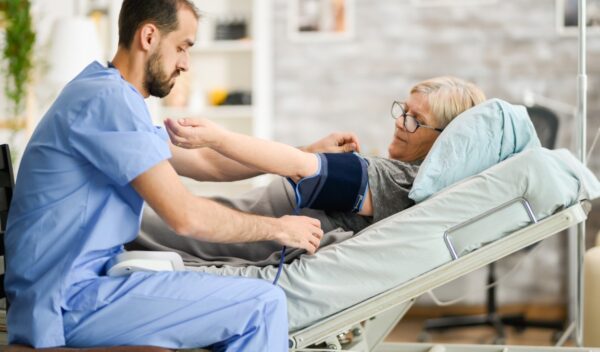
[165,117,226,149]
[302,132,361,154]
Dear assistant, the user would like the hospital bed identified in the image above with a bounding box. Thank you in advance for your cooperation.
[287,202,589,351]
[178,147,600,351]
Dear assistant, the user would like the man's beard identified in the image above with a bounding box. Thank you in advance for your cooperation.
[144,51,177,98]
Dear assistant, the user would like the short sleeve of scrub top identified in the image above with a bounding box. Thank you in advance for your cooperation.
[68,86,171,186]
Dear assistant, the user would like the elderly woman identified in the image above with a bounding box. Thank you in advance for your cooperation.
[134,76,486,264]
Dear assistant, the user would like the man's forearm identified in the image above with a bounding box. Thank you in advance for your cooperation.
[180,195,281,243]
[179,195,322,254]
[134,161,276,241]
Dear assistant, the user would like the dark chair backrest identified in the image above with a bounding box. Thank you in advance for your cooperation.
[1,144,15,301]
[526,105,560,149]
[523,106,559,255]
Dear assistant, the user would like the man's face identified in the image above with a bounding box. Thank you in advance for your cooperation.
[144,7,198,98]
[387,92,441,162]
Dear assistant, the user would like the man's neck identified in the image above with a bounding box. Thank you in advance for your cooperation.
[110,48,149,98]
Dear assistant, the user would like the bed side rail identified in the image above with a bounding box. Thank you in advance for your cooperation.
[444,197,537,260]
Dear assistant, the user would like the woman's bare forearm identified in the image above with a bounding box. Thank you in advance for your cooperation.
[165,117,319,182]
[213,130,319,182]
[170,144,263,181]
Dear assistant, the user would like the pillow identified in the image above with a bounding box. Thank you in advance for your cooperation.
[408,98,541,203]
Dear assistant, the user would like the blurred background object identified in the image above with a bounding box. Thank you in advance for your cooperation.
[214,15,248,41]
[47,17,103,88]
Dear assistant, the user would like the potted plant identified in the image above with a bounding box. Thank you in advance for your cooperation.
[0,0,35,150]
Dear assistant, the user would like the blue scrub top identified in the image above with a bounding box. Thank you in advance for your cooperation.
[5,61,172,347]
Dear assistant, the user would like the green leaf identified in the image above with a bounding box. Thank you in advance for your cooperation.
[1,0,35,121]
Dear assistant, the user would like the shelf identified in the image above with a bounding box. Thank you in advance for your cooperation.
[192,40,253,54]
[160,105,253,119]
[0,119,26,129]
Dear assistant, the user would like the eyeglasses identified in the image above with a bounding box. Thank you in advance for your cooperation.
[390,101,444,133]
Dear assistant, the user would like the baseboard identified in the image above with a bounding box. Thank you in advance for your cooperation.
[405,303,566,321]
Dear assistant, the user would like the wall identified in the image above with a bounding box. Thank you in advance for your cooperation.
[270,0,600,305]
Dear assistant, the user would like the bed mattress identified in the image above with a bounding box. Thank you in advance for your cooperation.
[188,148,600,331]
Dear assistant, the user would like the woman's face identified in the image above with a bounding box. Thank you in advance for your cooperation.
[387,92,442,162]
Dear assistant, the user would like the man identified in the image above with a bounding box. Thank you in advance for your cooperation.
[5,0,356,350]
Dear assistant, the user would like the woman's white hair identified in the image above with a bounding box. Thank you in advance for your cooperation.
[410,76,486,128]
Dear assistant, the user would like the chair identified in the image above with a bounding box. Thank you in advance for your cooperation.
[0,144,173,351]
[420,105,562,344]
[1,144,15,311]
[527,105,559,149]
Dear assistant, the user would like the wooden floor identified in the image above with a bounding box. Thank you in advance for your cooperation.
[0,305,575,349]
[385,305,572,347]
[386,318,569,346]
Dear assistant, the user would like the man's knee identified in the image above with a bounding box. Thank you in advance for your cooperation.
[251,279,285,301]
[252,281,287,316]
[267,284,287,305]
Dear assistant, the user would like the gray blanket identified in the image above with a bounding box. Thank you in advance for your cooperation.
[131,156,419,266]
[132,177,355,266]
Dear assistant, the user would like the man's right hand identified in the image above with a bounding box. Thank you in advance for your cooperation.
[272,215,324,254]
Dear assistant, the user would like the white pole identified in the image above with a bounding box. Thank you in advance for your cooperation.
[575,0,587,347]
[252,0,274,188]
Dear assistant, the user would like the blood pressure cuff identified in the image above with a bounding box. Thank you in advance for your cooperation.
[287,153,369,213]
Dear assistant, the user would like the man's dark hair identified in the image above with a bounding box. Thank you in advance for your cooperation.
[118,0,200,49]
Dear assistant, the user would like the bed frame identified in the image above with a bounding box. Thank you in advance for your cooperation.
[289,202,591,351]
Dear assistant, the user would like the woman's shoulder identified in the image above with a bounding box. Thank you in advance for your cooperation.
[364,155,420,172]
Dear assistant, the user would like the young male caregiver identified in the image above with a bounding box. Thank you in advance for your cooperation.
[4,0,357,350]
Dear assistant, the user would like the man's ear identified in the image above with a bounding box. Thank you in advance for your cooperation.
[139,23,160,52]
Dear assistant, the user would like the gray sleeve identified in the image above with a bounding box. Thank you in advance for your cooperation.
[365,156,419,222]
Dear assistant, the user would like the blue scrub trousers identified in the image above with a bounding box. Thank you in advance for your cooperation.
[62,271,288,351]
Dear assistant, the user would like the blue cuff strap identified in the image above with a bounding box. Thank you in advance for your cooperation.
[288,153,369,213]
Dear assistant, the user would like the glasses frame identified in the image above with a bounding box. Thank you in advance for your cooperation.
[390,101,444,133]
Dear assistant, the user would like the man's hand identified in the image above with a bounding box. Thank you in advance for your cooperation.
[165,117,226,149]
[302,132,361,154]
[272,215,323,254]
